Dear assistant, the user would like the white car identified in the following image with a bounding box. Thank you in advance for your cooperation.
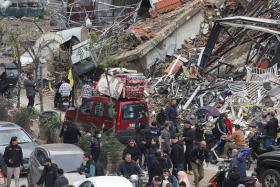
[72,176,133,187]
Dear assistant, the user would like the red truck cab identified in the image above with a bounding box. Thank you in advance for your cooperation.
[65,95,149,143]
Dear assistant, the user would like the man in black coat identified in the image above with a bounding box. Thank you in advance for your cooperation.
[117,153,142,178]
[122,139,141,162]
[88,130,101,162]
[54,168,68,187]
[264,111,279,147]
[3,136,23,187]
[170,135,185,176]
[190,141,209,187]
[59,121,81,144]
[182,119,195,174]
[36,158,58,187]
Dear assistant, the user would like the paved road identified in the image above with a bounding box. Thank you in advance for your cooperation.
[9,164,261,187]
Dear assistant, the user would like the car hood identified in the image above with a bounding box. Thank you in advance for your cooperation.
[259,151,280,158]
[65,173,86,185]
[0,142,37,158]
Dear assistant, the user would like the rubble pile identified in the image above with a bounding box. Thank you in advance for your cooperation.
[144,0,280,124]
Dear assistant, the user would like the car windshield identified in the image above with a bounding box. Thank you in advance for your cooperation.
[123,104,147,120]
[51,154,83,173]
[0,129,32,146]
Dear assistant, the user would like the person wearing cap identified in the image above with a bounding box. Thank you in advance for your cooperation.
[3,136,23,187]
[182,119,195,175]
[122,139,141,162]
[222,124,245,158]
[54,168,68,187]
[81,79,94,107]
[36,158,58,187]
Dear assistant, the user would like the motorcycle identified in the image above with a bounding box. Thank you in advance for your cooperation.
[57,96,71,111]
[249,133,280,160]
[209,137,252,170]
[208,160,257,187]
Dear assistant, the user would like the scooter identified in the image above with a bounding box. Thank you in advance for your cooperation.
[207,160,257,187]
[209,138,252,170]
[249,133,280,160]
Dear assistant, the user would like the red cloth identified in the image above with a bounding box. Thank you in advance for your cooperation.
[225,118,233,135]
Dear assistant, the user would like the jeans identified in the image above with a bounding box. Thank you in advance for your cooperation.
[264,138,274,148]
[190,162,204,187]
[7,167,20,187]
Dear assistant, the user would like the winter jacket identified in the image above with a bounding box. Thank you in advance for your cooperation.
[123,145,141,162]
[265,117,278,138]
[183,127,195,146]
[148,158,163,180]
[85,160,96,178]
[53,174,69,187]
[157,109,167,127]
[3,144,23,167]
[165,106,177,124]
[161,128,171,151]
[37,164,58,187]
[59,123,81,144]
[170,143,185,166]
[24,79,35,96]
[213,118,227,138]
[190,147,209,164]
[117,161,141,177]
[88,136,101,161]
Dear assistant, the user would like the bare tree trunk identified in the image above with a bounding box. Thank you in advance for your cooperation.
[16,44,21,108]
[39,66,44,112]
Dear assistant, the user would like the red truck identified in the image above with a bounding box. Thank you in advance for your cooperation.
[64,95,149,143]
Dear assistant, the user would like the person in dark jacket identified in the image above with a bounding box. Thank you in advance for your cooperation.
[161,122,171,154]
[147,138,160,167]
[170,135,185,176]
[264,111,278,147]
[0,72,8,95]
[146,121,161,144]
[88,130,101,161]
[36,158,58,187]
[24,73,36,107]
[190,141,209,187]
[213,113,227,140]
[59,121,81,144]
[148,152,164,185]
[123,139,141,162]
[162,169,178,187]
[54,168,68,187]
[165,99,178,135]
[157,108,167,129]
[117,153,142,178]
[182,120,195,174]
[54,77,63,108]
[3,136,23,187]
[95,161,105,176]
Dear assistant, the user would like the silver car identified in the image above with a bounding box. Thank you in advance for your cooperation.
[27,143,86,187]
[0,122,37,174]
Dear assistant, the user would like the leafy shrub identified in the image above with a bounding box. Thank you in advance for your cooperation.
[0,96,13,121]
[39,112,61,143]
[14,107,38,129]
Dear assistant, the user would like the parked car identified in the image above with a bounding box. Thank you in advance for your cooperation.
[255,151,280,187]
[0,122,37,174]
[72,176,133,187]
[65,95,149,143]
[27,143,85,187]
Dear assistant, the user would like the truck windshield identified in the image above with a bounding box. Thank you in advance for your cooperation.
[123,104,146,120]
